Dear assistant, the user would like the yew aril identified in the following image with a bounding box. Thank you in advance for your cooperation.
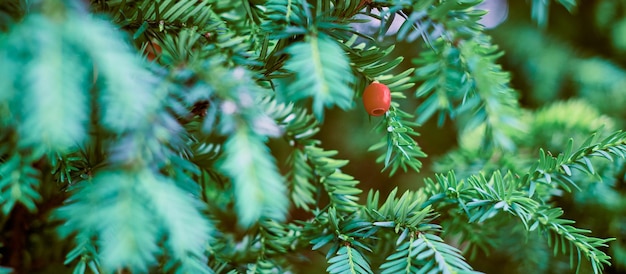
[362,82,391,116]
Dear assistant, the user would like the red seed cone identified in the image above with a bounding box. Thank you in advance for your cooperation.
[362,82,391,116]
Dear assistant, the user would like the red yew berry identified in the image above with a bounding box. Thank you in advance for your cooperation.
[362,82,391,116]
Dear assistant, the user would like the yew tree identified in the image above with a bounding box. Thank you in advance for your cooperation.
[0,0,624,273]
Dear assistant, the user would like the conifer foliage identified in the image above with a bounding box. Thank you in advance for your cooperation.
[0,0,623,273]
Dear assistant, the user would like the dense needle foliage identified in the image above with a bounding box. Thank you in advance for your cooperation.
[0,0,624,273]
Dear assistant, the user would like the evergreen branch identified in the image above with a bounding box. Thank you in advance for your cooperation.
[306,146,362,212]
[342,32,416,94]
[0,13,94,206]
[331,0,365,18]
[258,0,309,76]
[283,33,355,120]
[414,34,523,151]
[370,1,523,151]
[365,188,434,231]
[261,96,360,212]
[369,106,426,175]
[423,171,614,273]
[263,0,309,39]
[191,65,289,228]
[287,148,317,210]
[140,175,213,274]
[395,9,445,46]
[261,98,320,211]
[464,171,539,227]
[246,220,301,272]
[261,97,319,146]
[208,0,263,32]
[187,142,221,172]
[531,206,613,274]
[50,150,86,186]
[342,34,425,175]
[247,259,286,273]
[422,171,472,211]
[157,28,204,65]
[15,15,88,153]
[49,11,216,272]
[63,233,100,274]
[67,13,160,133]
[412,233,479,274]
[218,126,288,227]
[368,188,477,273]
[343,37,413,91]
[59,121,213,273]
[380,222,479,274]
[439,211,498,260]
[412,40,463,126]
[207,26,262,68]
[56,171,161,272]
[257,219,300,256]
[457,37,523,151]
[376,1,483,44]
[99,0,216,33]
[310,208,374,260]
[0,154,41,214]
[522,130,626,195]
[133,3,259,68]
[327,245,374,274]
[380,235,419,274]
